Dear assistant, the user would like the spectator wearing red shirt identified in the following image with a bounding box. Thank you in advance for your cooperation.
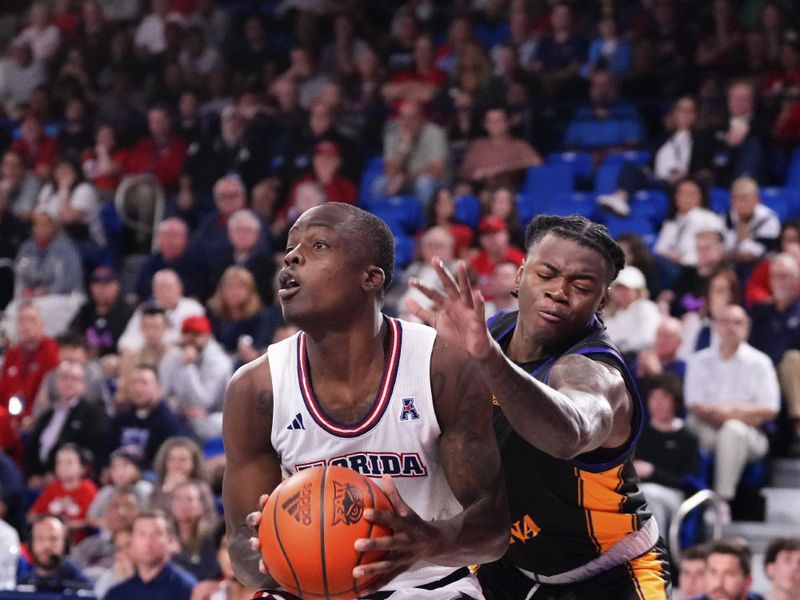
[10,113,59,180]
[468,215,525,299]
[383,33,447,107]
[29,444,98,544]
[0,302,59,424]
[123,106,187,192]
[284,141,356,218]
[81,123,129,196]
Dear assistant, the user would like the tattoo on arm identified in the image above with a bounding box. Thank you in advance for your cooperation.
[256,389,273,416]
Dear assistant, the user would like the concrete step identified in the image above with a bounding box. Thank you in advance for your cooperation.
[762,487,800,524]
[770,457,800,488]
[723,521,800,553]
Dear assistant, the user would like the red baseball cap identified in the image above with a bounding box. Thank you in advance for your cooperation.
[478,215,507,234]
[314,140,340,157]
[182,315,212,334]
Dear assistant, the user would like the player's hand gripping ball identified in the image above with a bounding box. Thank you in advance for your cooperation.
[259,465,393,599]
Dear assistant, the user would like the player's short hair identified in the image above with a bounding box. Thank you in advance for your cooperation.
[524,214,625,283]
[337,204,395,291]
[765,537,800,566]
[707,538,752,576]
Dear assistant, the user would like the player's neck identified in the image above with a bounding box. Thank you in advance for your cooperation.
[507,323,546,364]
[303,312,387,383]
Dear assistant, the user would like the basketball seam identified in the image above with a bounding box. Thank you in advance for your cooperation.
[320,466,330,600]
[273,485,303,596]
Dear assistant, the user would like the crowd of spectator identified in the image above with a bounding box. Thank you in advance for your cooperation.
[0,0,800,596]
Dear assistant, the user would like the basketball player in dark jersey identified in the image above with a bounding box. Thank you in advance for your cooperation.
[409,215,672,599]
[222,203,508,599]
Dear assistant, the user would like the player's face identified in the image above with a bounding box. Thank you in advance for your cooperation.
[705,553,751,600]
[278,206,367,326]
[516,234,609,346]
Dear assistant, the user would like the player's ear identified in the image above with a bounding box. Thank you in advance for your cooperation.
[363,266,386,292]
[597,287,610,315]
[511,262,524,298]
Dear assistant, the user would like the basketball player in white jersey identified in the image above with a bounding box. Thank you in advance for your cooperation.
[222,203,508,599]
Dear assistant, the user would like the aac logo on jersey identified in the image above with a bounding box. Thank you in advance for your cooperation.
[399,397,420,421]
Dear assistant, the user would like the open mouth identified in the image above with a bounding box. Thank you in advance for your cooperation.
[278,271,301,299]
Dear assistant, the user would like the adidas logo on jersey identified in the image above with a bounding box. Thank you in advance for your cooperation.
[286,413,305,430]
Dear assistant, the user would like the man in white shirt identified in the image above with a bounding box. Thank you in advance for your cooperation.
[603,266,662,357]
[118,269,204,352]
[160,315,232,440]
[684,304,780,501]
[724,176,781,265]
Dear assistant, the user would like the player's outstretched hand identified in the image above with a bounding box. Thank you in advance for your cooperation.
[246,494,270,575]
[352,475,444,595]
[407,259,494,360]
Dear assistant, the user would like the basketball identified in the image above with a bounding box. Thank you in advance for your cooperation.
[259,465,394,599]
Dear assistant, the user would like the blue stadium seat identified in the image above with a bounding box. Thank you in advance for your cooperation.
[594,159,624,194]
[599,200,658,246]
[710,187,731,214]
[394,234,415,270]
[546,151,594,180]
[760,187,793,222]
[786,148,800,188]
[522,164,574,197]
[517,191,597,225]
[454,195,480,228]
[607,149,652,166]
[632,189,669,224]
[358,157,385,206]
[364,195,422,236]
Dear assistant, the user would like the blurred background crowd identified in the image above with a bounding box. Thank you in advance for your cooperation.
[1,0,800,598]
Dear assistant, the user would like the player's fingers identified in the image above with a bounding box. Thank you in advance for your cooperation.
[473,289,485,317]
[246,510,262,529]
[430,257,461,298]
[353,559,398,579]
[258,493,269,508]
[249,536,262,552]
[258,558,268,574]
[404,297,436,324]
[380,474,412,516]
[408,278,447,306]
[457,261,476,307]
[354,532,399,553]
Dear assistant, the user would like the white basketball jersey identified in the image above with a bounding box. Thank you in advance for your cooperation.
[268,317,464,590]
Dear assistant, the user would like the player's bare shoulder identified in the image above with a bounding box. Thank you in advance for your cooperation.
[224,352,274,425]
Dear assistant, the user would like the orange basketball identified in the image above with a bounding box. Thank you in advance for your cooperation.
[259,465,394,599]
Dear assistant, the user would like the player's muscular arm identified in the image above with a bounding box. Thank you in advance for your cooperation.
[222,356,282,589]
[429,338,509,565]
[479,349,627,459]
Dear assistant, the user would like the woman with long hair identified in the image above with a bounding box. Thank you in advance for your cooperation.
[170,480,220,580]
[150,437,215,517]
[206,266,280,365]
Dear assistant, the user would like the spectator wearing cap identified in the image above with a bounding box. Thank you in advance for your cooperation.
[468,215,526,300]
[373,98,448,207]
[160,315,232,440]
[108,364,187,470]
[135,218,204,303]
[23,361,107,480]
[286,140,357,210]
[70,266,134,357]
[118,269,205,353]
[179,105,262,218]
[87,448,152,529]
[603,266,662,358]
[460,106,543,191]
